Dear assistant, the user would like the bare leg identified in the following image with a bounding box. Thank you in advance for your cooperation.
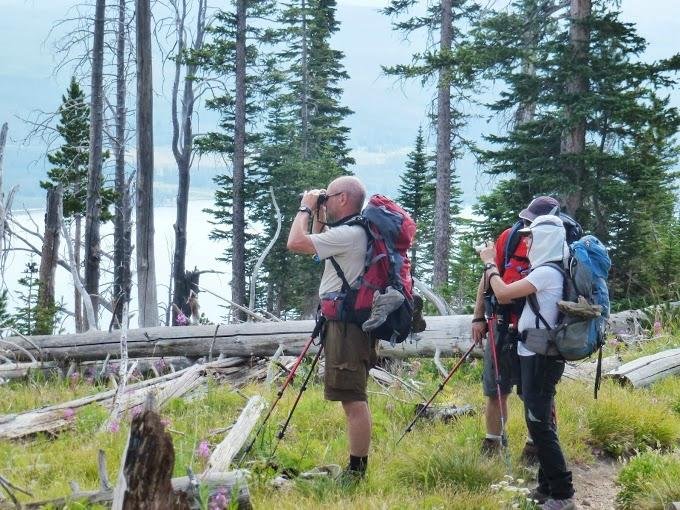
[342,400,372,456]
[485,394,509,437]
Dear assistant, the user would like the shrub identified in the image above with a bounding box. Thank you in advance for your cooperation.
[587,391,680,456]
[616,451,680,510]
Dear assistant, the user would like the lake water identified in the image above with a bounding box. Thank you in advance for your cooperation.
[3,200,234,331]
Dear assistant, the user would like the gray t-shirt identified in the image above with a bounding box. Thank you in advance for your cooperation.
[517,265,563,357]
[310,225,368,298]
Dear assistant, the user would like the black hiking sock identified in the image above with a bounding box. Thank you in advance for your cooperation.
[349,455,368,474]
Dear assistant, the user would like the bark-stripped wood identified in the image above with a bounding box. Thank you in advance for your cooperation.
[205,395,266,474]
[5,316,478,362]
[18,471,251,510]
[606,348,680,388]
[3,308,647,363]
[0,358,249,440]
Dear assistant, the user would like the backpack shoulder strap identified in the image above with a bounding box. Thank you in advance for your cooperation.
[328,256,351,293]
[526,263,566,330]
[326,216,369,293]
[503,221,524,273]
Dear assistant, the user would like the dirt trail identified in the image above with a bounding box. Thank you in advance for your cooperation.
[571,458,620,509]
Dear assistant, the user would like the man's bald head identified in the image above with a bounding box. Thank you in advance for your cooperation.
[327,176,366,214]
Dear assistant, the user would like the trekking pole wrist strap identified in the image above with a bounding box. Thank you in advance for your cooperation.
[472,317,487,323]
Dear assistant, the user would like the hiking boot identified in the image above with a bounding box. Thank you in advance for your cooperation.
[541,498,576,510]
[411,294,426,333]
[527,487,550,504]
[362,286,404,332]
[480,437,502,456]
[521,441,540,465]
[337,467,365,487]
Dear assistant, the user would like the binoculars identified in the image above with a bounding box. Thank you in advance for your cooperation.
[298,191,329,209]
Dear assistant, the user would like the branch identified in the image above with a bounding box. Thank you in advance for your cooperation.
[61,214,98,331]
[248,187,282,312]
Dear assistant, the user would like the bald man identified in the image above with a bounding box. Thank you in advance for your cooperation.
[287,175,375,483]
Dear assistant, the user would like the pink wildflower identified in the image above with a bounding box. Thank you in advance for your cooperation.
[63,408,76,422]
[108,420,120,433]
[654,320,662,335]
[131,405,143,417]
[196,440,211,459]
[209,489,228,510]
[160,417,172,428]
[176,311,189,326]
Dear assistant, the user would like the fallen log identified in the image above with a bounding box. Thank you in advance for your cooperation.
[4,308,650,364]
[562,356,622,382]
[205,396,266,474]
[0,358,254,440]
[605,348,680,388]
[4,316,480,362]
[15,470,250,510]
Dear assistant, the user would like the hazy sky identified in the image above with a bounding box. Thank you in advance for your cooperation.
[1,0,678,204]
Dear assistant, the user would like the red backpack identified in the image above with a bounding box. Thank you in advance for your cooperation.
[320,195,417,343]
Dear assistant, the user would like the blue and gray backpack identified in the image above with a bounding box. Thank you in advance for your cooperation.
[526,235,611,397]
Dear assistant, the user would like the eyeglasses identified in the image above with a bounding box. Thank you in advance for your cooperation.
[323,191,343,202]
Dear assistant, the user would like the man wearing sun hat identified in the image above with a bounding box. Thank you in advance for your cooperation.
[472,196,560,458]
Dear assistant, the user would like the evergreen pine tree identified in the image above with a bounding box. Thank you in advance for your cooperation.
[247,0,355,317]
[0,290,13,331]
[382,0,473,289]
[40,77,114,220]
[13,261,40,336]
[474,0,680,301]
[397,127,435,279]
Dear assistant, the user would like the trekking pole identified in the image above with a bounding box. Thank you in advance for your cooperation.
[396,341,477,445]
[486,315,512,469]
[238,319,325,464]
[269,344,324,457]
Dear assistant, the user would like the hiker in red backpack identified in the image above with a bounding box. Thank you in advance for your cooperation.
[287,175,375,483]
[472,196,560,459]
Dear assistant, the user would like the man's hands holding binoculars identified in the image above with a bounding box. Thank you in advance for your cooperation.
[300,189,328,210]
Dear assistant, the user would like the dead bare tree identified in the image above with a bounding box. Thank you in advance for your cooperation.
[0,122,17,287]
[113,0,133,329]
[84,0,107,325]
[168,0,208,326]
[35,187,62,335]
[136,0,159,327]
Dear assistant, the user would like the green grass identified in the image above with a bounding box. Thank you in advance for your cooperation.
[616,450,680,510]
[1,337,680,509]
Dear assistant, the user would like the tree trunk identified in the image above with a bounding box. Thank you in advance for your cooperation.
[136,0,159,327]
[171,0,207,326]
[36,187,62,335]
[432,0,452,289]
[84,0,106,324]
[113,0,130,329]
[74,214,83,332]
[301,0,309,159]
[560,0,591,217]
[0,122,7,259]
[231,0,247,322]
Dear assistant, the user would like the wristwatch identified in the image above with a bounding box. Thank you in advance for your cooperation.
[483,262,497,271]
[298,205,313,217]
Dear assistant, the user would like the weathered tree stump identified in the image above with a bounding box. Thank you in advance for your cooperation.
[114,408,190,510]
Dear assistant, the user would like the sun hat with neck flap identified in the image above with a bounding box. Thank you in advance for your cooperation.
[519,214,568,267]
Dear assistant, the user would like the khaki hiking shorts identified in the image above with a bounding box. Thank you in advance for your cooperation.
[323,320,378,402]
